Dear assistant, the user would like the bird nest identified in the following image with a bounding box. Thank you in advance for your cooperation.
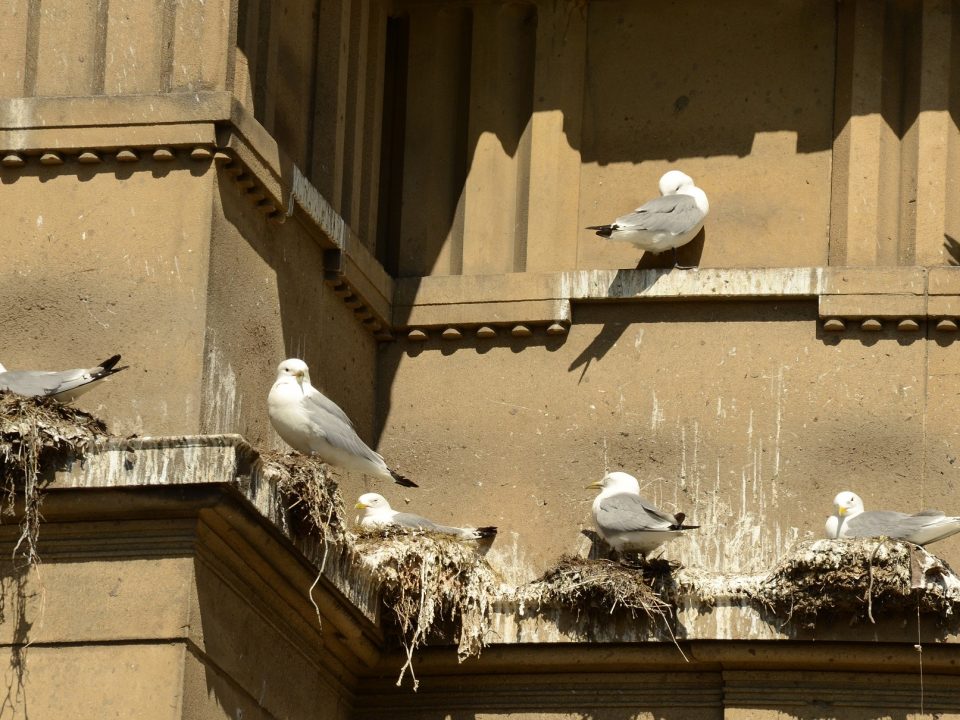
[755,538,960,630]
[516,555,677,621]
[258,451,347,546]
[352,526,500,690]
[0,391,108,567]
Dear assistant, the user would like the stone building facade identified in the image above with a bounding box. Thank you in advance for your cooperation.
[3,0,960,717]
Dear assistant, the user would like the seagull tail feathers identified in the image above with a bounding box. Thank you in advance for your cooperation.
[585,224,615,238]
[95,354,129,376]
[474,526,498,539]
[672,512,699,531]
[390,469,419,488]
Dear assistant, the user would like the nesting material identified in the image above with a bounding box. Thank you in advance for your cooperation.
[258,451,347,547]
[756,538,960,629]
[515,555,674,622]
[353,527,499,690]
[0,392,108,566]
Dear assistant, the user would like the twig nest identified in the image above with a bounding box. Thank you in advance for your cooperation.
[515,555,676,620]
[0,392,109,567]
[354,527,499,689]
[258,451,346,543]
[756,538,960,630]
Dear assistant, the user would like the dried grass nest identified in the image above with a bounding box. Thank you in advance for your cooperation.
[352,526,500,690]
[0,391,108,566]
[258,451,348,546]
[756,538,960,629]
[516,555,677,621]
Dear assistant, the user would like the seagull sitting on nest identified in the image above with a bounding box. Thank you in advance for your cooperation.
[587,471,698,556]
[586,170,709,266]
[0,354,127,402]
[268,358,417,488]
[826,491,960,546]
[355,492,497,540]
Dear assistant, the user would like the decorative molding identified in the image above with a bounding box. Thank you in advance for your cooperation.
[58,434,383,637]
[0,143,218,169]
[7,96,960,343]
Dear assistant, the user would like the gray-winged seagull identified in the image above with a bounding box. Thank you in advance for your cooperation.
[587,170,709,265]
[0,354,127,402]
[355,492,496,539]
[588,471,698,556]
[826,491,960,546]
[268,358,418,488]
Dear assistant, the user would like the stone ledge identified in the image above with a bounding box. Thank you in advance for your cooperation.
[50,434,382,635]
[0,92,232,130]
[8,88,960,342]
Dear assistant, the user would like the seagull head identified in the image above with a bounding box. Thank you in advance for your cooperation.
[832,490,864,519]
[586,471,641,496]
[355,492,391,511]
[659,170,695,196]
[355,493,394,524]
[276,358,310,390]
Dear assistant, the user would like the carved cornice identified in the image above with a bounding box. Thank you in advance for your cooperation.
[5,92,960,342]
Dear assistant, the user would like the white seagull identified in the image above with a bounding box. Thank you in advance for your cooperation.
[267,358,417,488]
[826,491,960,546]
[588,471,698,556]
[355,492,497,540]
[587,170,709,264]
[0,354,127,402]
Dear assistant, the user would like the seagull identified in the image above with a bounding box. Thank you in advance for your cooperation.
[267,358,417,488]
[826,491,960,546]
[355,492,497,540]
[587,471,698,556]
[586,170,709,265]
[0,354,127,402]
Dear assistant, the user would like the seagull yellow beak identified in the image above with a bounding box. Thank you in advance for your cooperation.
[838,506,846,517]
[355,502,368,509]
[585,480,603,490]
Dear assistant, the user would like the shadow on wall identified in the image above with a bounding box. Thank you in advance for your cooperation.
[229,0,960,446]
[235,0,958,279]
[201,177,378,448]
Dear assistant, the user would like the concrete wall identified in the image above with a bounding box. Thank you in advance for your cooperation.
[373,299,960,577]
[0,480,360,720]
[6,0,960,717]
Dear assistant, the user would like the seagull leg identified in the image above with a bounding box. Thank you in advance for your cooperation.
[672,248,696,270]
[617,552,646,569]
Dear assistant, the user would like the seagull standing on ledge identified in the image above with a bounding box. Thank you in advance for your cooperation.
[826,491,960,546]
[355,493,497,540]
[0,354,127,402]
[588,471,698,556]
[587,170,709,265]
[268,358,418,488]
